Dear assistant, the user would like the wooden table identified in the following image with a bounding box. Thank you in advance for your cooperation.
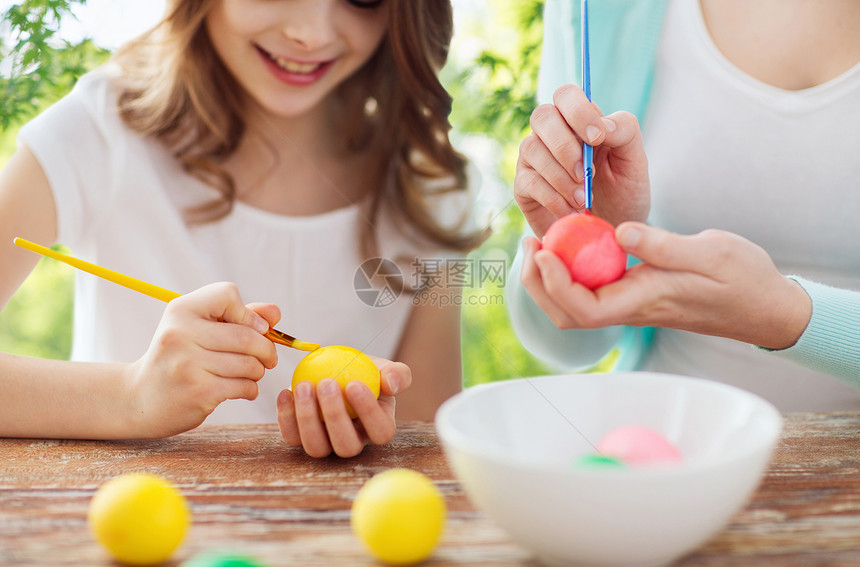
[1,416,860,566]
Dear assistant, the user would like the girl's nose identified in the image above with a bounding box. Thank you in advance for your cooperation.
[281,0,337,52]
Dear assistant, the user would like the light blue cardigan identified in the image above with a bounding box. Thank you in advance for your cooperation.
[507,0,860,385]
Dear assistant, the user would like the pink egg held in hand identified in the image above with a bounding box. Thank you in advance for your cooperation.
[596,425,683,466]
[541,213,627,290]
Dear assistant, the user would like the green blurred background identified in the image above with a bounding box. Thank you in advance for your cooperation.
[1,0,602,385]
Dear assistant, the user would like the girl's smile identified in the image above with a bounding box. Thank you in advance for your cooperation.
[206,0,388,120]
[255,45,335,86]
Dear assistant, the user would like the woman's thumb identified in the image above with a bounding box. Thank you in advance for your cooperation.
[615,222,705,272]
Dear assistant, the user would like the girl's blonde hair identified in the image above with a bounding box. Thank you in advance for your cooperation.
[113,0,488,258]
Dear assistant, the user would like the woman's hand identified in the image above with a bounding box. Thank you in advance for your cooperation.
[515,84,651,237]
[521,222,812,350]
[276,358,412,458]
[124,282,280,437]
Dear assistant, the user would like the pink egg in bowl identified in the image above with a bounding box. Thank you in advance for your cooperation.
[435,372,783,567]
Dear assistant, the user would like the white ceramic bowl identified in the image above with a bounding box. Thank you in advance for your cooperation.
[435,372,783,567]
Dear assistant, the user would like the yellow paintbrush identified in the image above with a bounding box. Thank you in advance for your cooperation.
[13,237,319,352]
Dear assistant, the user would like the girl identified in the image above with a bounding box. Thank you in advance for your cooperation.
[508,0,860,410]
[0,0,485,456]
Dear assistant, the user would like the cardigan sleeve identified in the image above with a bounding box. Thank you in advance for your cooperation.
[537,0,669,119]
[506,236,654,372]
[762,277,860,387]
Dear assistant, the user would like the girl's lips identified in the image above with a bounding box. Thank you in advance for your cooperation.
[255,46,334,86]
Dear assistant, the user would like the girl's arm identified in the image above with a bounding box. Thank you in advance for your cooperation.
[0,147,279,439]
[391,288,463,421]
[0,146,58,311]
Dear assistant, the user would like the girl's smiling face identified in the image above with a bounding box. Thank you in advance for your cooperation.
[206,0,388,120]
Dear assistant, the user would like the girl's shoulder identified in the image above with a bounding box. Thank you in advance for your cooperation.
[19,64,131,149]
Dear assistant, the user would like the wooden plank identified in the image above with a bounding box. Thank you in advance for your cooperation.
[1,416,860,566]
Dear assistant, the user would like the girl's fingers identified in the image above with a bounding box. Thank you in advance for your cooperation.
[276,389,303,447]
[246,302,281,328]
[201,351,268,381]
[346,381,397,446]
[190,321,278,369]
[213,376,260,402]
[292,381,333,458]
[180,282,270,333]
[317,379,365,458]
[528,104,585,181]
[374,360,411,397]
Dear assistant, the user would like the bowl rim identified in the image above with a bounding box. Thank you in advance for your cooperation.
[435,371,784,477]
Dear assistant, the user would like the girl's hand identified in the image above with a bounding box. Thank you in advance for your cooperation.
[522,222,812,350]
[515,84,651,237]
[276,358,412,458]
[124,282,280,437]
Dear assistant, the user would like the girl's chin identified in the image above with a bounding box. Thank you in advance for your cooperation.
[249,95,331,123]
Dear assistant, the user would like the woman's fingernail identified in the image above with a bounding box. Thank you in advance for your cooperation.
[278,390,291,405]
[573,188,585,207]
[617,225,643,248]
[601,117,617,133]
[574,161,584,181]
[586,125,601,144]
[319,379,339,397]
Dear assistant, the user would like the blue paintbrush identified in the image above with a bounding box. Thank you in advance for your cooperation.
[581,0,593,210]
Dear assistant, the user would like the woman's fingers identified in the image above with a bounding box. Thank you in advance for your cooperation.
[617,222,750,275]
[529,104,585,181]
[516,137,581,217]
[552,84,606,145]
[520,237,582,329]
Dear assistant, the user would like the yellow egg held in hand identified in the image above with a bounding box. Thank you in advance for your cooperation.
[291,345,381,419]
[351,468,446,565]
[88,473,190,566]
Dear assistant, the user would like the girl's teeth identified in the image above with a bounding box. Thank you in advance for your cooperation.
[272,56,322,74]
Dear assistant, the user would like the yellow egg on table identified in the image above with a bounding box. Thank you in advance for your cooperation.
[351,468,446,565]
[291,345,381,419]
[88,473,190,566]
